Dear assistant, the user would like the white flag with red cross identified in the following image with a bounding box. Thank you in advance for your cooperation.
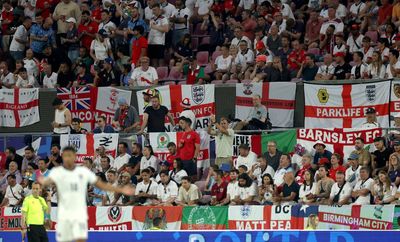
[304,82,390,128]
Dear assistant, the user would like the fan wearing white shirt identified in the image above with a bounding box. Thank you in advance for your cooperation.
[329,171,352,205]
[155,170,179,205]
[169,158,188,185]
[235,144,257,171]
[372,170,397,204]
[299,170,316,204]
[98,10,117,35]
[42,63,58,88]
[130,57,159,86]
[386,49,400,79]
[350,51,368,79]
[236,0,255,14]
[113,142,131,173]
[0,174,23,207]
[351,167,374,205]
[315,54,335,80]
[140,145,159,172]
[346,25,364,54]
[231,173,257,205]
[212,44,233,80]
[148,4,170,67]
[361,108,380,129]
[15,67,36,88]
[135,168,158,205]
[345,153,362,188]
[9,17,32,61]
[271,0,294,20]
[249,155,275,186]
[194,0,214,16]
[231,26,252,49]
[0,61,15,88]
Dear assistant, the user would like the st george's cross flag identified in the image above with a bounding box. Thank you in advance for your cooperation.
[304,81,390,128]
[0,88,40,127]
[235,82,296,127]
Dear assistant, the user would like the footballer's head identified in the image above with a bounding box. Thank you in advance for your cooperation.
[62,146,77,167]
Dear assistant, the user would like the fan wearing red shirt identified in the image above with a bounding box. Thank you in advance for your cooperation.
[287,39,306,72]
[329,153,346,182]
[131,25,148,67]
[1,1,14,34]
[178,117,200,180]
[91,0,103,23]
[166,142,178,170]
[211,169,228,205]
[295,154,313,185]
[78,10,99,51]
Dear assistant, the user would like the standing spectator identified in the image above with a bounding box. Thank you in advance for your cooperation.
[63,17,80,64]
[155,170,178,206]
[170,159,188,185]
[53,0,82,46]
[75,62,93,86]
[241,10,257,41]
[112,98,140,133]
[333,52,351,80]
[139,145,158,172]
[9,17,32,61]
[104,170,119,205]
[98,10,116,35]
[70,118,88,134]
[208,116,234,167]
[372,137,392,176]
[21,147,40,173]
[346,153,362,188]
[90,29,113,64]
[210,169,228,205]
[130,25,148,67]
[264,141,283,172]
[305,11,323,48]
[312,166,334,205]
[231,26,251,49]
[378,0,393,26]
[388,153,400,187]
[92,116,115,133]
[274,172,299,205]
[1,1,14,39]
[52,97,72,136]
[347,24,364,54]
[232,173,257,205]
[287,39,306,76]
[352,167,374,205]
[113,142,131,173]
[96,57,120,86]
[57,62,74,88]
[315,54,335,80]
[235,144,257,171]
[134,168,158,205]
[372,170,396,204]
[42,63,58,88]
[148,4,169,67]
[0,161,22,191]
[350,52,368,79]
[329,171,352,205]
[177,117,200,180]
[367,51,386,79]
[0,61,15,88]
[299,169,316,204]
[361,36,374,63]
[78,11,99,52]
[139,95,175,133]
[266,25,281,55]
[45,144,63,170]
[30,17,57,58]
[129,56,158,86]
[312,141,332,167]
[296,54,318,81]
[176,176,200,206]
[0,175,23,207]
[329,153,346,182]
[249,156,275,185]
[166,142,178,169]
[170,0,191,47]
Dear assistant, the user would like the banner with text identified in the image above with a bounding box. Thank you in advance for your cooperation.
[181,206,228,230]
[232,134,261,157]
[390,81,400,127]
[304,82,390,128]
[137,85,215,131]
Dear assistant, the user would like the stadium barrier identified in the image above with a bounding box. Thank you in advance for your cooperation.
[1,205,399,231]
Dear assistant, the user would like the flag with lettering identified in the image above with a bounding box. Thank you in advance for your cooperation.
[181,206,228,230]
[304,82,390,128]
[90,206,133,230]
[235,82,296,127]
[137,85,215,131]
[60,133,119,163]
[57,87,94,130]
[390,81,400,127]
[0,88,39,127]
[232,134,261,157]
[132,206,182,230]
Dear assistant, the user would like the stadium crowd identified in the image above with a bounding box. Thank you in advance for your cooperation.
[2,0,400,86]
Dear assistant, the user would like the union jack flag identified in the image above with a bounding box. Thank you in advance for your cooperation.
[57,87,92,111]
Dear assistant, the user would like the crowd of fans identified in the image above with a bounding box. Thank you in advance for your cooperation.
[2,0,400,87]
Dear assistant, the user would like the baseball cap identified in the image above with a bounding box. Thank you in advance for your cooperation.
[348,153,359,160]
[366,107,376,114]
[66,17,76,24]
[256,41,266,50]
[393,140,400,146]
[334,52,346,58]
[104,57,114,65]
[159,160,171,167]
[98,29,108,37]
[256,55,267,63]
[181,98,191,108]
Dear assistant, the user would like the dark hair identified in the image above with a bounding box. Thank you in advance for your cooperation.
[132,142,142,152]
[238,173,253,187]
[72,118,81,123]
[230,169,239,174]
[100,156,111,164]
[306,54,315,62]
[179,116,192,125]
[83,157,93,164]
[25,146,34,152]
[353,51,364,60]
[18,67,27,73]
[355,137,365,143]
[141,168,151,174]
[167,142,176,148]
[374,137,385,144]
[378,38,389,47]
[96,172,107,182]
[133,25,144,35]
[151,3,161,8]
[107,170,117,175]
[82,10,91,16]
[6,146,16,154]
[24,16,32,22]
[98,115,106,122]
[27,162,38,170]
[101,9,110,14]
[360,166,370,174]
[214,169,223,177]
[181,176,191,183]
[303,169,314,191]
[153,217,162,227]
[7,174,16,180]
[159,170,169,176]
[390,49,400,59]
[261,173,274,185]
[281,153,291,163]
[174,158,183,171]
[238,164,248,171]
[119,142,128,149]
[238,144,250,150]
[51,143,61,149]
[144,145,155,156]
[62,146,77,153]
[123,64,132,73]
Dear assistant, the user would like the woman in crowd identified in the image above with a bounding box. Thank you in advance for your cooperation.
[169,158,188,185]
[170,34,193,68]
[372,170,396,204]
[388,153,400,187]
[258,173,275,205]
[90,29,113,64]
[299,169,316,204]
[140,145,158,173]
[306,214,319,230]
[367,51,386,79]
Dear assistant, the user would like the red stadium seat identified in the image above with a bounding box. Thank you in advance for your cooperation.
[196,51,209,66]
[204,64,213,74]
[226,79,238,84]
[166,67,184,81]
[200,36,211,46]
[191,37,199,52]
[211,51,222,62]
[365,31,378,44]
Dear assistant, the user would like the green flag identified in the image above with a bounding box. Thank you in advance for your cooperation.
[181,206,228,230]
[261,130,297,154]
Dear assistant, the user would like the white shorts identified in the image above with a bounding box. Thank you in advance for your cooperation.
[56,219,88,242]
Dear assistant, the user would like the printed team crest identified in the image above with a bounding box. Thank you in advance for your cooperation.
[108,206,122,223]
[192,85,205,104]
[240,206,251,219]
[143,208,167,230]
[242,83,253,96]
[317,88,329,104]
[68,135,81,150]
[107,88,119,112]
[157,133,170,148]
[187,206,217,230]
[365,84,376,103]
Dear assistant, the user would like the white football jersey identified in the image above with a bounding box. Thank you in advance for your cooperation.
[49,166,97,221]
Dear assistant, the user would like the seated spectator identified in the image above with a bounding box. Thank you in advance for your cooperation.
[296,153,313,184]
[212,44,232,81]
[232,173,257,205]
[57,62,74,88]
[234,95,269,131]
[329,171,352,205]
[89,172,107,206]
[23,49,40,78]
[265,56,291,82]
[155,170,179,206]
[33,160,50,181]
[372,137,392,176]
[134,168,158,205]
[45,144,63,170]
[220,169,239,205]
[376,38,390,63]
[333,34,346,56]
[287,39,306,76]
[197,165,218,194]
[231,26,252,48]
[258,174,275,205]
[21,147,40,173]
[180,57,206,85]
[312,166,334,204]
[264,141,283,172]
[0,175,23,207]
[248,55,268,83]
[386,49,400,79]
[352,167,374,205]
[315,54,334,80]
[113,142,131,173]
[0,161,23,192]
[75,62,93,86]
[350,52,368,79]
[210,169,228,205]
[0,61,15,88]
[15,68,36,88]
[238,40,255,66]
[351,137,371,167]
[83,158,97,173]
[367,51,386,79]
[296,54,318,81]
[249,155,275,185]
[42,63,58,88]
[372,170,396,204]
[312,141,332,168]
[346,153,362,188]
[388,153,400,187]
[333,52,351,80]
[74,47,94,75]
[90,29,113,64]
[129,56,159,86]
[170,158,188,185]
[176,176,200,206]
[274,154,294,186]
[114,172,135,205]
[115,48,131,74]
[234,144,257,170]
[225,45,246,81]
[329,153,346,182]
[273,171,299,205]
[156,161,171,182]
[361,36,374,64]
[120,64,132,86]
[208,115,234,167]
[170,34,193,67]
[95,57,120,86]
[299,169,316,204]
[112,98,140,133]
[306,214,319,230]
[93,116,115,134]
[305,11,323,48]
[70,118,88,134]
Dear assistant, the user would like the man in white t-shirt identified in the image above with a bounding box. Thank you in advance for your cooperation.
[237,0,255,12]
[386,49,400,79]
[345,153,362,188]
[212,44,233,80]
[113,142,131,173]
[249,155,275,186]
[208,115,234,166]
[135,168,158,205]
[235,144,257,170]
[232,173,257,205]
[329,171,352,205]
[15,68,36,88]
[38,146,133,242]
[0,61,15,88]
[9,17,33,61]
[274,154,294,186]
[315,54,335,80]
[130,57,158,86]
[98,9,117,35]
[231,26,252,49]
[351,167,374,205]
[42,63,58,88]
[361,108,380,129]
[0,174,23,207]
[319,8,344,35]
[194,0,213,16]
[148,3,169,67]
[155,170,179,205]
